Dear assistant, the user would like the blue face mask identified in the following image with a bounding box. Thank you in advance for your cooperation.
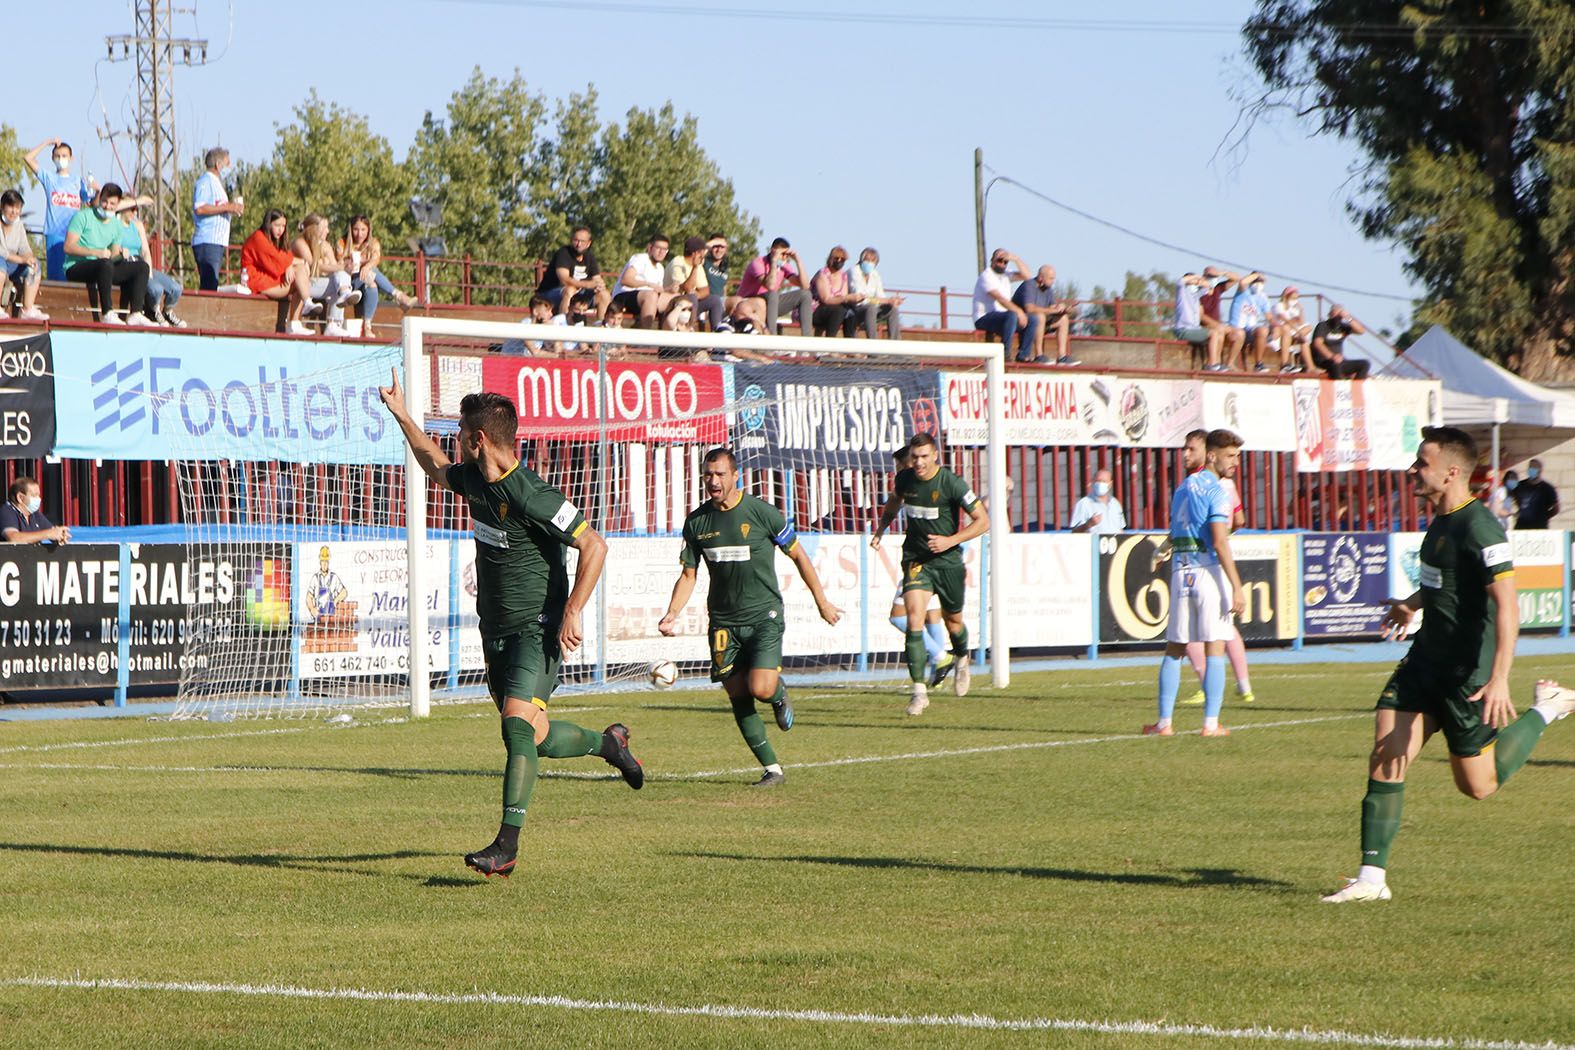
[93,206,109,220]
[1506,478,1519,491]
[859,260,874,275]
[1526,467,1540,480]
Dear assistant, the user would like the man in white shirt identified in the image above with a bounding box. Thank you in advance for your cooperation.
[611,234,676,328]
[192,147,243,291]
[1069,469,1127,534]
[848,246,904,340]
[972,248,1029,355]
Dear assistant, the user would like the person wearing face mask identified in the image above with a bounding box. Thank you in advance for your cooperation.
[1068,468,1127,534]
[62,183,154,325]
[24,138,97,281]
[847,247,903,340]
[1,190,48,321]
[811,246,861,337]
[1512,459,1559,530]
[1227,271,1294,373]
[192,147,244,291]
[0,477,69,545]
[1271,286,1316,372]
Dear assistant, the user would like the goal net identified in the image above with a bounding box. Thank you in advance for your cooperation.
[170,322,1008,719]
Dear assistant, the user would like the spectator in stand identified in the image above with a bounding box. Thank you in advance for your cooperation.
[24,138,96,281]
[972,248,1030,353]
[848,247,903,340]
[666,235,727,332]
[292,213,360,337]
[737,237,813,335]
[611,234,676,329]
[1490,469,1516,531]
[703,234,736,328]
[0,476,69,545]
[1227,271,1291,372]
[1069,469,1127,534]
[117,197,187,327]
[500,294,570,356]
[811,246,860,337]
[1198,268,1245,368]
[62,183,153,325]
[1513,459,1560,529]
[339,215,417,338]
[1173,272,1225,371]
[1,190,48,321]
[192,147,243,291]
[241,209,314,334]
[538,225,610,320]
[1012,264,1078,366]
[1309,305,1370,379]
[1271,286,1315,372]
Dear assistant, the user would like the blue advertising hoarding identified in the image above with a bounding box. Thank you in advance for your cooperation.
[1302,532,1391,636]
[51,332,404,464]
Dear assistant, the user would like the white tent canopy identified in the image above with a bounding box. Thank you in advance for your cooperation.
[1388,326,1575,428]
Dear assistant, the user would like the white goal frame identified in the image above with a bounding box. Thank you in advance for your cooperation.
[399,316,1010,717]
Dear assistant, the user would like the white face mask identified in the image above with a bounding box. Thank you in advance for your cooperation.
[54,156,71,173]
[1093,481,1111,497]
[24,496,41,515]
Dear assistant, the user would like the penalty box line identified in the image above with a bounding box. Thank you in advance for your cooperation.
[0,715,1369,781]
[3,975,1569,1050]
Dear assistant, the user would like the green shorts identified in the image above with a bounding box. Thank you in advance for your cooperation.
[482,621,562,712]
[1376,656,1497,757]
[709,617,784,683]
[901,557,965,614]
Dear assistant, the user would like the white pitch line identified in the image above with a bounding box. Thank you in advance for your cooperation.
[3,976,1568,1050]
[0,715,1369,781]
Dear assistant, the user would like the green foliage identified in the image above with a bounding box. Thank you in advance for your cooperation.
[1242,0,1575,378]
[1083,270,1174,339]
[0,124,24,193]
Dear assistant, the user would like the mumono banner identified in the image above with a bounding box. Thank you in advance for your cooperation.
[940,372,1202,448]
[481,357,727,444]
[1098,532,1297,643]
[51,332,403,464]
[730,363,940,470]
[1301,533,1390,636]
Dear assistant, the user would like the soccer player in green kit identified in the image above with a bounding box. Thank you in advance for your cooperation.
[658,448,842,788]
[871,431,992,716]
[1322,426,1574,903]
[380,371,644,879]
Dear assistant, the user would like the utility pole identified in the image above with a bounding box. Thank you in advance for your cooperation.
[106,1,208,268]
[973,147,986,274]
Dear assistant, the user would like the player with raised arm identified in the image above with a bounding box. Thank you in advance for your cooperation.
[659,448,842,788]
[1322,426,1575,903]
[1146,428,1247,737]
[871,432,991,716]
[380,371,644,878]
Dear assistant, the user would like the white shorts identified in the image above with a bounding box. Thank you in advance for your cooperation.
[1166,559,1234,644]
[892,587,942,613]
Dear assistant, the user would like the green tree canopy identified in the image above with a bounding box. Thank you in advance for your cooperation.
[0,124,24,193]
[1242,1,1575,379]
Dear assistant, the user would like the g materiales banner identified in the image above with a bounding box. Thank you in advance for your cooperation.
[481,357,727,444]
[730,363,940,470]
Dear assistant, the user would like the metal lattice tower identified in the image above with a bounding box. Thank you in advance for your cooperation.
[106,1,207,259]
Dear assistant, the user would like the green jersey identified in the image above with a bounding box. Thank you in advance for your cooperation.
[446,461,588,639]
[680,493,799,627]
[1412,497,1513,675]
[894,465,980,565]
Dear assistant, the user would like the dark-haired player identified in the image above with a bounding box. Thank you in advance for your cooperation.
[1322,426,1574,903]
[380,371,644,878]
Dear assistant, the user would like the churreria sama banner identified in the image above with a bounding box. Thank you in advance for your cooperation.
[939,371,1203,448]
[729,363,940,470]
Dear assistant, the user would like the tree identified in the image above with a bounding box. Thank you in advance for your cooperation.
[1084,271,1174,341]
[1241,1,1575,379]
[0,124,24,193]
[243,92,414,253]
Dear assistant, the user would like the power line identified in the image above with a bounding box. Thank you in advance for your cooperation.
[984,171,1416,303]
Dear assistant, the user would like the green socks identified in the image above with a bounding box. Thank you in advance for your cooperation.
[758,679,787,706]
[1491,711,1547,787]
[538,721,603,759]
[500,716,539,828]
[905,630,928,682]
[1360,779,1405,870]
[950,626,969,658]
[730,693,779,766]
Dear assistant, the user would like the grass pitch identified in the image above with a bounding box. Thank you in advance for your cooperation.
[1,653,1573,1049]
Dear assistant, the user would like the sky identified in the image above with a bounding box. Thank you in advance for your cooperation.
[11,0,1419,352]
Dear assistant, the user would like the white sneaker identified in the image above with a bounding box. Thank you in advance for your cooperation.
[162,311,189,328]
[99,312,127,326]
[953,655,971,697]
[18,306,49,321]
[339,289,362,307]
[905,683,929,716]
[286,321,311,335]
[1320,877,1392,903]
[323,322,350,337]
[302,300,325,317]
[1533,680,1575,721]
[126,313,157,327]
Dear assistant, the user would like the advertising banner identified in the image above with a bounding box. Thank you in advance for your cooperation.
[993,533,1095,647]
[1200,382,1296,452]
[731,363,939,469]
[0,333,56,459]
[940,372,1202,448]
[1388,531,1426,635]
[295,541,450,679]
[1511,530,1565,629]
[1301,532,1391,636]
[1098,532,1297,643]
[481,357,726,444]
[1293,378,1439,472]
[51,332,403,464]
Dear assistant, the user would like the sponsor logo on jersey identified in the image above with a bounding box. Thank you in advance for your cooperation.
[1418,561,1442,589]
[1481,542,1511,567]
[550,500,578,531]
[702,545,751,563]
[473,520,509,549]
[906,505,940,519]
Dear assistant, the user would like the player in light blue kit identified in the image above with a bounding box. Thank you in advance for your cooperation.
[1145,428,1246,737]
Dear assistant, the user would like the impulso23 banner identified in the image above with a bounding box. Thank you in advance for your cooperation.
[730,363,940,470]
[1097,532,1297,643]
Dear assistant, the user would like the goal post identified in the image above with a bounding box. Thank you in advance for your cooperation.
[399,315,1011,719]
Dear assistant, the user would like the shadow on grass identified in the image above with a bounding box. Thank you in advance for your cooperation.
[677,851,1291,890]
[0,841,463,885]
[1527,758,1575,769]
